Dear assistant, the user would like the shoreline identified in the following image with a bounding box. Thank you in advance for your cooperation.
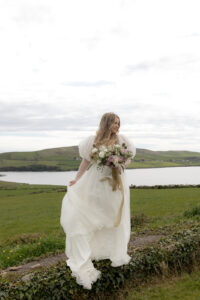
[0,164,200,173]
[0,179,200,189]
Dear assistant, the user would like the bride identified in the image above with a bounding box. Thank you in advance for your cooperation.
[60,112,136,290]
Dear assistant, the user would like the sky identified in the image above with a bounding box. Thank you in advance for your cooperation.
[0,0,200,153]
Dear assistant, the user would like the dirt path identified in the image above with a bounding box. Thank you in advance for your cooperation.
[1,234,163,280]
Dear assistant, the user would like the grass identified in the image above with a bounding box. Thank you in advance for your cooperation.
[0,234,64,268]
[1,181,200,244]
[0,181,66,268]
[123,268,200,300]
[0,182,66,242]
[1,180,200,298]
[129,160,183,168]
[1,180,200,269]
[130,188,200,229]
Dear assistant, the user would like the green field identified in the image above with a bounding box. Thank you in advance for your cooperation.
[1,180,200,268]
[1,180,200,298]
[1,181,200,244]
[0,146,200,171]
[124,269,200,300]
[0,181,66,268]
[0,181,65,243]
[130,187,200,229]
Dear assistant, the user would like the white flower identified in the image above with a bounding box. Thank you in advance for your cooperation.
[99,151,105,158]
[99,145,107,151]
[92,148,98,153]
[114,144,121,148]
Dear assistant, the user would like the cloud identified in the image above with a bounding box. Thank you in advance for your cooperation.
[62,81,115,87]
[0,100,143,132]
[124,55,199,74]
[0,0,200,152]
[0,100,101,132]
[182,32,200,38]
[1,99,199,139]
[12,3,53,25]
[81,36,103,50]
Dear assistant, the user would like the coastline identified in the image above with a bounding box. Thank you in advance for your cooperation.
[1,164,200,172]
[0,179,200,189]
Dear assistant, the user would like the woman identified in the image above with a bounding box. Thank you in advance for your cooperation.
[60,112,136,289]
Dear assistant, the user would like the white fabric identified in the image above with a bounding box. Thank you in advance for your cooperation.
[60,133,136,289]
[78,135,95,162]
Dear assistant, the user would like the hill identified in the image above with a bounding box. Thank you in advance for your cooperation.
[0,146,200,171]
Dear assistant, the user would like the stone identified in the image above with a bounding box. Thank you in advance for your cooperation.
[21,274,33,282]
[30,263,41,269]
[1,272,8,278]
[7,265,22,271]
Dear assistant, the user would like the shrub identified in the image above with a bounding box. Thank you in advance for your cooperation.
[131,213,150,227]
[183,206,200,218]
[1,226,200,299]
[130,184,200,189]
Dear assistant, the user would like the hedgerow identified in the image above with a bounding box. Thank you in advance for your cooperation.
[130,184,200,189]
[1,225,200,300]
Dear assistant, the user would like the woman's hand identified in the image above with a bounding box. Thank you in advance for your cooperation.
[69,179,77,186]
[68,158,90,187]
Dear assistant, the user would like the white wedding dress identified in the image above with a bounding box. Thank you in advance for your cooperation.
[60,133,136,289]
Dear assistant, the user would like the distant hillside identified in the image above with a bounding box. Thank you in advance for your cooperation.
[0,146,200,171]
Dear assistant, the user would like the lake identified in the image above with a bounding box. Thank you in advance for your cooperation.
[0,166,200,186]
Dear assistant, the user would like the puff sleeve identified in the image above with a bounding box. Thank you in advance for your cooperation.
[78,135,96,162]
[119,133,136,158]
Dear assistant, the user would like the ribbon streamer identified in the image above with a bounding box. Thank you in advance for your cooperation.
[100,167,124,227]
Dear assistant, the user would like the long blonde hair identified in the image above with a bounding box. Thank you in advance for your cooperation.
[94,112,120,147]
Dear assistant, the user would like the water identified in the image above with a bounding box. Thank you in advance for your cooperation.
[1,166,200,186]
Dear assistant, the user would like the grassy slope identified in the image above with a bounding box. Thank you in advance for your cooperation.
[0,146,200,171]
[0,146,80,171]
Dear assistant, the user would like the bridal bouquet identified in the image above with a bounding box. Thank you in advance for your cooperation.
[90,142,134,172]
[90,142,134,227]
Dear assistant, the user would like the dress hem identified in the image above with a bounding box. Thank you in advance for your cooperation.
[66,252,132,290]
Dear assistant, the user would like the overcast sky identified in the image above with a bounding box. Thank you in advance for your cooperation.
[0,0,200,153]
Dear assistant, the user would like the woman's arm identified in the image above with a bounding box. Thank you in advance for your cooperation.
[69,158,90,186]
